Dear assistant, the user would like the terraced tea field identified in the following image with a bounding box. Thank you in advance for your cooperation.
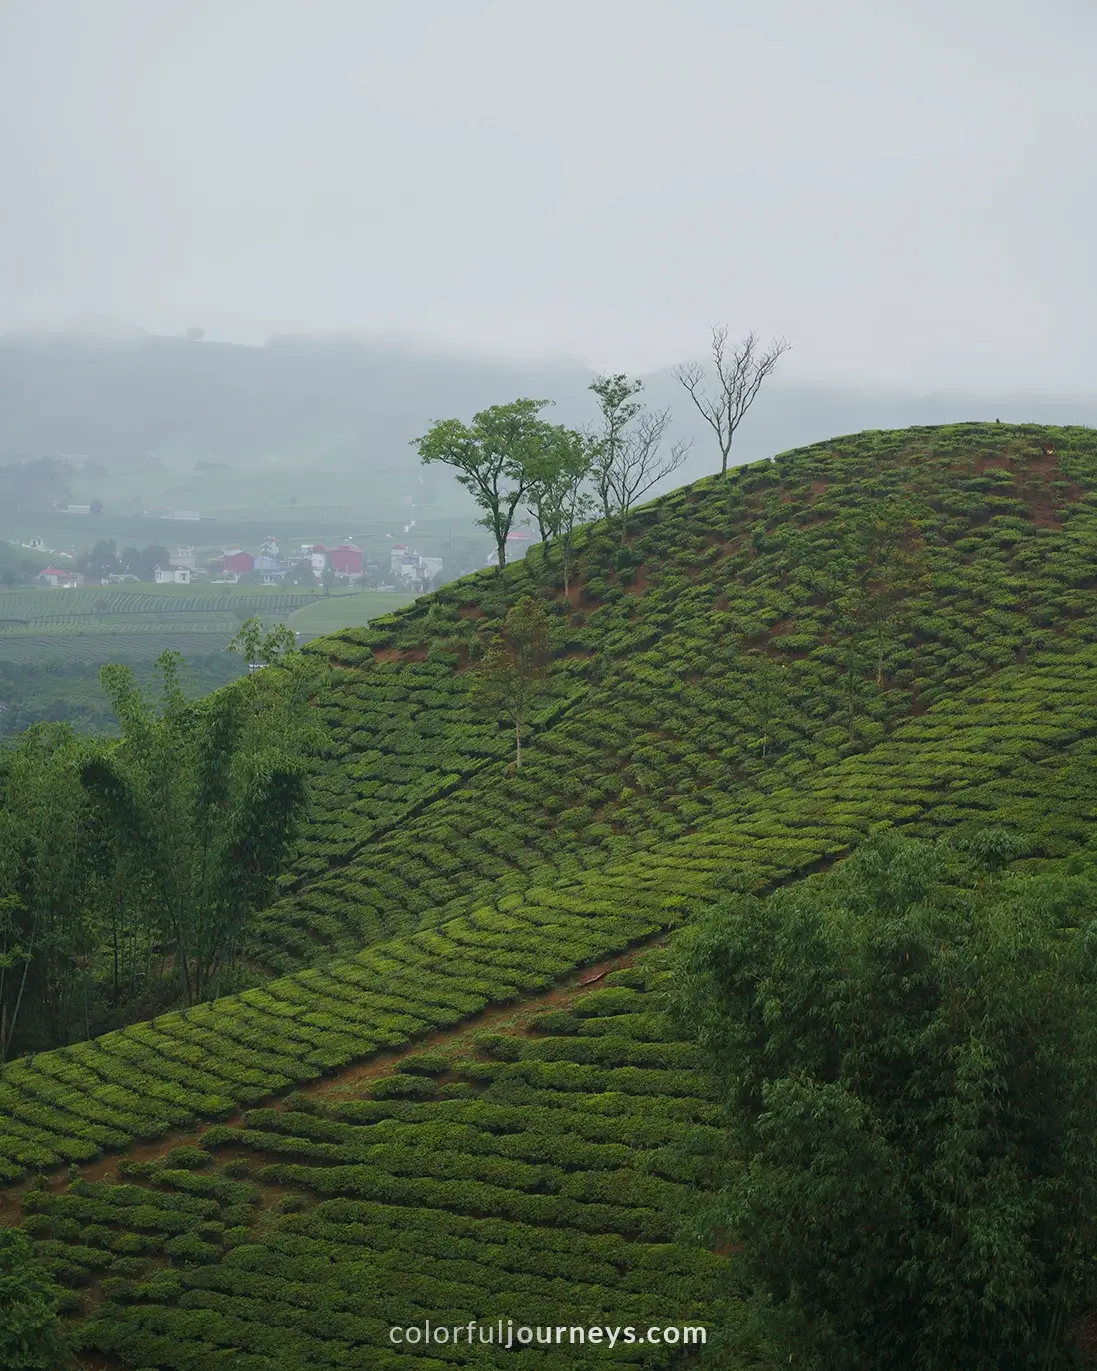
[19,949,731,1370]
[4,421,1097,1366]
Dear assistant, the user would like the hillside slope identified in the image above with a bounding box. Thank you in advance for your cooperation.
[4,420,1097,1367]
[247,421,1097,971]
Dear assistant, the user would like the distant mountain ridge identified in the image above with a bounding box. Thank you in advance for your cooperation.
[1,332,1094,492]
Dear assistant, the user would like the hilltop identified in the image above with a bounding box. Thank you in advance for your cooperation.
[3,332,1095,517]
[5,420,1097,1367]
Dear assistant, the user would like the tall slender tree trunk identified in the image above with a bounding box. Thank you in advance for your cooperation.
[5,953,33,1063]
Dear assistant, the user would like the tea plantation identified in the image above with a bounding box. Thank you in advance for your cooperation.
[4,421,1097,1367]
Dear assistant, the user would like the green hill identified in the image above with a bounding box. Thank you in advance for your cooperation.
[4,420,1097,1366]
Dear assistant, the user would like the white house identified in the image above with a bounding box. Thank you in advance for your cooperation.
[154,566,191,585]
[168,546,196,571]
[390,550,443,586]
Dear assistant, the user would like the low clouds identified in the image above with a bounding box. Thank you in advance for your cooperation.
[1,0,1094,390]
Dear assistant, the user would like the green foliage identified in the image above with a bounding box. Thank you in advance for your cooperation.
[469,596,553,770]
[227,616,297,666]
[0,723,96,1060]
[0,1226,65,1370]
[79,651,314,1005]
[412,398,555,570]
[671,831,1097,1370]
[30,955,732,1370]
[5,422,1097,1371]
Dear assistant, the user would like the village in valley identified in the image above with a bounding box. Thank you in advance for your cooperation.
[30,534,450,592]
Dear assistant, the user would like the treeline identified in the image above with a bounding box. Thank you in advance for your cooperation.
[674,829,1097,1369]
[0,623,320,1060]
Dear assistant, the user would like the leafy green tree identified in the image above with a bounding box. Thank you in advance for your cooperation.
[0,724,95,1059]
[121,544,170,581]
[412,398,554,572]
[589,374,690,547]
[671,830,1097,1371]
[228,616,297,668]
[471,597,552,770]
[588,373,643,519]
[80,649,314,1004]
[80,539,119,580]
[523,425,597,594]
[321,564,335,597]
[0,1228,65,1370]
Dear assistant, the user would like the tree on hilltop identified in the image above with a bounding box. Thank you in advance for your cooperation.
[675,326,791,477]
[589,374,691,548]
[588,374,644,520]
[412,399,554,573]
[471,597,552,771]
[524,424,598,595]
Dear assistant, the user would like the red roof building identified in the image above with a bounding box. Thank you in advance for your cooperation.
[327,543,363,576]
[222,549,254,573]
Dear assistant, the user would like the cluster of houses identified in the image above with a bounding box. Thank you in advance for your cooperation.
[218,537,445,590]
[218,536,366,585]
[30,532,453,591]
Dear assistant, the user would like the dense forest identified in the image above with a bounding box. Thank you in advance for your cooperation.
[4,419,1097,1367]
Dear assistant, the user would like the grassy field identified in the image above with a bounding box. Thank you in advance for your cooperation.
[0,584,404,733]
[287,589,417,636]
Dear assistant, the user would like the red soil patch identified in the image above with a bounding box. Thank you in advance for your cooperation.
[458,605,485,619]
[809,480,829,496]
[373,645,429,664]
[554,582,600,611]
[972,450,1018,475]
[970,443,1082,530]
[622,565,649,596]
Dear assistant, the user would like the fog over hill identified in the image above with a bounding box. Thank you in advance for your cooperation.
[2,333,1094,503]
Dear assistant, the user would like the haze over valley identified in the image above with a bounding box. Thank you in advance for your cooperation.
[2,3,1097,1368]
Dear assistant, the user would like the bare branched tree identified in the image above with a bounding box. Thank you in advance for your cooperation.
[675,327,791,477]
[606,407,691,548]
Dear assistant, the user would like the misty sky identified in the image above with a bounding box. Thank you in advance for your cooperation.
[2,0,1095,389]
